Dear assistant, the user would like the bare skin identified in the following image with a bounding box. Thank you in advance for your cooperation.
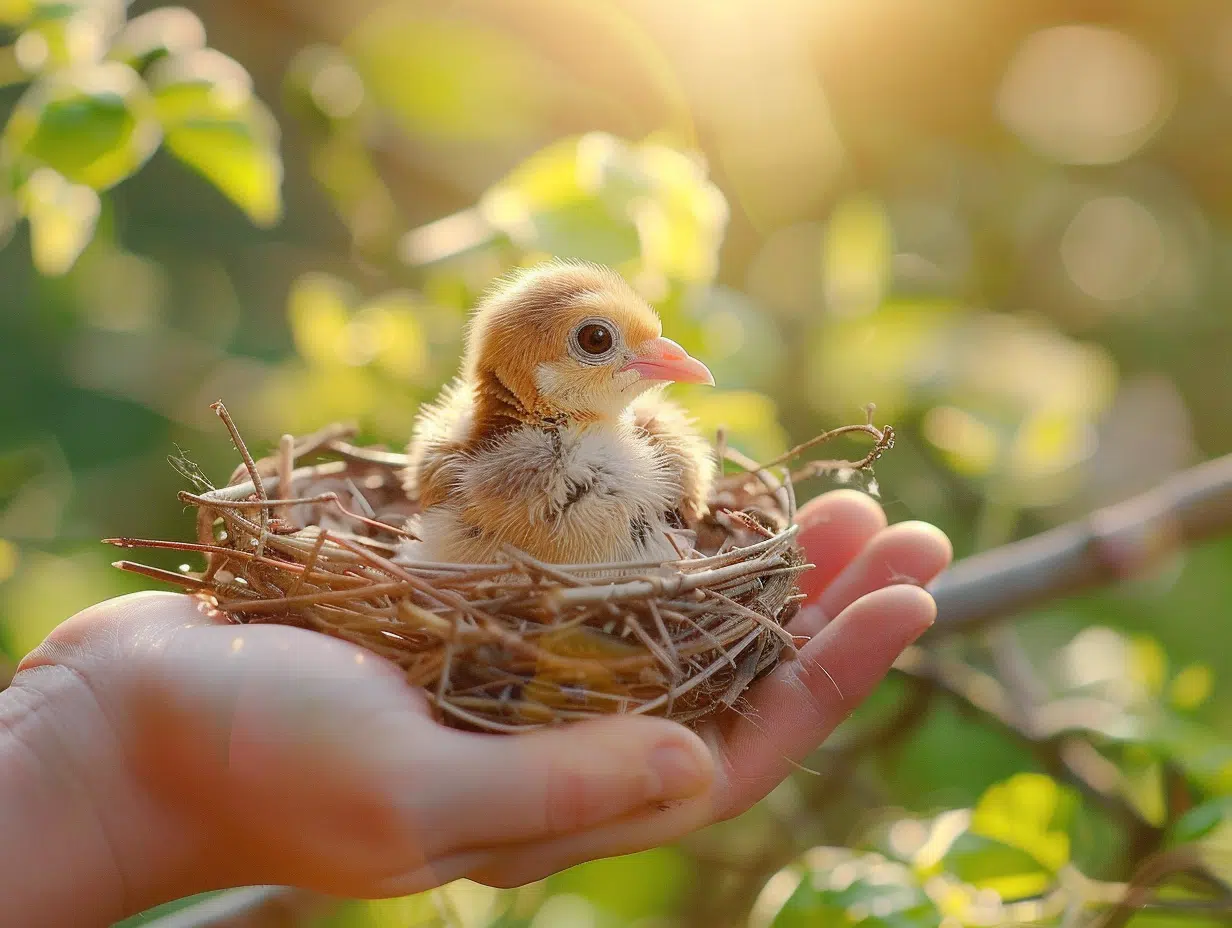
[0,490,951,926]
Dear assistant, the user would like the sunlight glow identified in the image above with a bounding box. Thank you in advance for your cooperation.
[998,26,1169,164]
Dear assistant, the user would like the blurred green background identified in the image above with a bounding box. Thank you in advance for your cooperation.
[3,1,1232,925]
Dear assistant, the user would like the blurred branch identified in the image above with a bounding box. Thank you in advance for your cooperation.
[986,618,1167,863]
[930,452,1232,634]
[895,646,1166,856]
[398,206,507,268]
[1091,847,1232,928]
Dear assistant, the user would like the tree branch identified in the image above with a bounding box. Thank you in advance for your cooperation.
[929,453,1232,634]
[1091,847,1231,928]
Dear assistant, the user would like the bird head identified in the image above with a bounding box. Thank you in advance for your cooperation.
[464,261,714,424]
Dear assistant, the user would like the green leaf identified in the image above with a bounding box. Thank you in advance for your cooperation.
[1120,751,1167,826]
[1170,797,1232,846]
[477,132,727,286]
[764,849,942,928]
[148,48,282,226]
[1130,713,1232,795]
[920,776,1077,904]
[941,831,1056,901]
[18,166,99,274]
[1169,797,1232,886]
[969,774,1075,875]
[106,7,206,73]
[520,197,642,267]
[479,137,640,268]
[3,61,160,189]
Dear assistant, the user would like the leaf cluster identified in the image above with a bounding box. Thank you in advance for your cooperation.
[0,1,281,274]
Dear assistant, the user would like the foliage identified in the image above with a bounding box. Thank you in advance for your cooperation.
[0,1,281,275]
[5,1,1232,926]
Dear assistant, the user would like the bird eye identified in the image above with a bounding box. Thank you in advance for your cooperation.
[575,323,614,356]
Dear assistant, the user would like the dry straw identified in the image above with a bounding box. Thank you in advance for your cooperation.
[109,402,893,733]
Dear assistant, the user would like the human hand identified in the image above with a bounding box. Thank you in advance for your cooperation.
[2,489,949,924]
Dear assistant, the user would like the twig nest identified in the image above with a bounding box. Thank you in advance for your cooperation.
[112,404,892,733]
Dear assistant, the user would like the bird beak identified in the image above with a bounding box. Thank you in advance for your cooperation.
[620,338,715,386]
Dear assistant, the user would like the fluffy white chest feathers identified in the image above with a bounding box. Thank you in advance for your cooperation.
[409,416,684,565]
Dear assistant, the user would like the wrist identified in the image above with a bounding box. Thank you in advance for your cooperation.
[0,666,209,925]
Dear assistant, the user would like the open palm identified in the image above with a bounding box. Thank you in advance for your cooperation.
[10,489,949,920]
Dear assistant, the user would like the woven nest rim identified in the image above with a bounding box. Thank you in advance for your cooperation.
[110,403,894,733]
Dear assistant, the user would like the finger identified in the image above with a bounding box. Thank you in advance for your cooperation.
[16,591,225,675]
[410,587,941,889]
[794,490,887,604]
[715,584,936,817]
[401,716,715,857]
[448,795,718,890]
[792,522,951,637]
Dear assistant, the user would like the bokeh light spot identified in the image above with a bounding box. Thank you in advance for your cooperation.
[701,308,746,360]
[822,195,893,319]
[998,26,1169,165]
[310,60,365,120]
[888,818,928,859]
[922,405,999,477]
[529,894,598,928]
[1170,663,1214,711]
[1061,195,1163,303]
[15,30,50,72]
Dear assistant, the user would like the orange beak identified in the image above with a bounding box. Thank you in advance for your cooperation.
[620,338,715,386]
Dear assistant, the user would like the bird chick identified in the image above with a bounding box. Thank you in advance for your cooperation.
[399,261,716,566]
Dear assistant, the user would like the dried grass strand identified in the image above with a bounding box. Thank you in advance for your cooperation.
[114,408,890,732]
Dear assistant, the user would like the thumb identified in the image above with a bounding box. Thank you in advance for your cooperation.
[399,714,715,858]
[121,611,714,897]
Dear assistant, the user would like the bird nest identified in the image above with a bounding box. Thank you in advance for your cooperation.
[110,402,893,733]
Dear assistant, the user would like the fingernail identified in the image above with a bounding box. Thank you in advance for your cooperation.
[650,740,711,800]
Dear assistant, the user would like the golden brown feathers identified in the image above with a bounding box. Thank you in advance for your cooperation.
[401,260,716,565]
[464,262,662,436]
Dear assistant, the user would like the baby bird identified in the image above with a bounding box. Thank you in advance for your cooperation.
[399,261,717,566]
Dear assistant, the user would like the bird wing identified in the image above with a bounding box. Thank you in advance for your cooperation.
[627,390,715,526]
[403,378,475,508]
